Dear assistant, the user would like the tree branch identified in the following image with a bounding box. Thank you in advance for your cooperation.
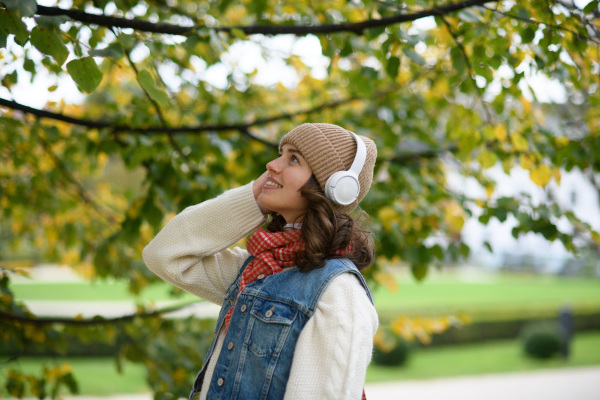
[0,95,365,147]
[0,93,462,162]
[36,0,498,37]
[0,301,197,326]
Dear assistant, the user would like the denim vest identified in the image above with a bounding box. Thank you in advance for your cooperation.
[190,257,373,400]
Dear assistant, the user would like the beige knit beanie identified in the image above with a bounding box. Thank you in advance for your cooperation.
[279,123,377,214]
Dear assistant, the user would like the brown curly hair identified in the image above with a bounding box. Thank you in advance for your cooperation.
[265,176,374,272]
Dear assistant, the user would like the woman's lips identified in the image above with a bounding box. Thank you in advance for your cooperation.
[264,177,283,189]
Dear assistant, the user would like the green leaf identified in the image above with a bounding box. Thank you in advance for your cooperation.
[2,0,37,17]
[230,28,246,40]
[360,66,378,79]
[403,49,425,65]
[31,26,69,66]
[23,57,35,74]
[67,57,103,93]
[339,38,353,57]
[386,56,400,78]
[0,30,7,49]
[411,264,428,281]
[583,0,599,13]
[137,70,170,107]
[365,25,386,39]
[0,9,29,45]
[515,7,531,20]
[118,33,138,49]
[2,71,18,90]
[89,43,125,59]
[520,26,536,44]
[35,15,71,28]
[458,9,482,23]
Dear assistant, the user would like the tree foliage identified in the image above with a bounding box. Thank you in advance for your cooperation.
[1,0,599,397]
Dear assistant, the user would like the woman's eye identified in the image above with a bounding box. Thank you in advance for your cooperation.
[291,155,299,163]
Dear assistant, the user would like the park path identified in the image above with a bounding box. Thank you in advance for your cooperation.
[59,366,600,400]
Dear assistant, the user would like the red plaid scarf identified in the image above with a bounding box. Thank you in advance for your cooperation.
[223,227,355,333]
[222,228,304,333]
[221,227,366,399]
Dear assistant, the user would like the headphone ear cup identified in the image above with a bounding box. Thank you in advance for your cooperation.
[325,171,360,206]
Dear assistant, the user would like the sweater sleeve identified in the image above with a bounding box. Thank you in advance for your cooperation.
[283,273,379,400]
[142,182,266,305]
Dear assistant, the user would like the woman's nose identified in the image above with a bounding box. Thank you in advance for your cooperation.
[266,158,281,174]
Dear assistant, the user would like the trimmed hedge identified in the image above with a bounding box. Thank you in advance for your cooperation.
[521,322,562,359]
[424,311,600,347]
[372,337,410,366]
[4,312,599,356]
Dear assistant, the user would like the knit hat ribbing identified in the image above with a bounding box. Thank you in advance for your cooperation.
[278,123,377,214]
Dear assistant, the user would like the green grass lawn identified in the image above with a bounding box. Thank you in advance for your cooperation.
[366,331,600,383]
[372,272,600,321]
[3,332,599,396]
[10,280,197,302]
[12,273,600,321]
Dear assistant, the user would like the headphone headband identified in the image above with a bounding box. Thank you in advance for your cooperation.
[347,131,367,176]
[324,130,367,206]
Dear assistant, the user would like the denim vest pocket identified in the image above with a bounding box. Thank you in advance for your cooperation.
[245,299,297,357]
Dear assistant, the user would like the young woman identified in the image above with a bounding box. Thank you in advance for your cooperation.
[143,123,378,400]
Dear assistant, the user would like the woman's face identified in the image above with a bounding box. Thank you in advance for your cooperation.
[258,144,313,222]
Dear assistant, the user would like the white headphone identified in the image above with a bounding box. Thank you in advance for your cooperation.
[324,131,367,206]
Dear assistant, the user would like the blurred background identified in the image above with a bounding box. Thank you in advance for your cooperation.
[1,0,599,399]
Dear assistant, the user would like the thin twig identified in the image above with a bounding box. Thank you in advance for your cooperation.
[123,47,195,174]
[36,129,121,225]
[0,301,198,326]
[440,16,493,124]
[482,4,600,44]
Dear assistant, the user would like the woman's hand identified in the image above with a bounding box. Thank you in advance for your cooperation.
[253,171,272,215]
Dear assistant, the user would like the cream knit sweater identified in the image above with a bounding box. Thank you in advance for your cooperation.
[142,183,378,400]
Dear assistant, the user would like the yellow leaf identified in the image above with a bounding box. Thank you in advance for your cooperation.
[520,97,532,114]
[553,168,561,185]
[591,231,600,243]
[172,366,187,385]
[60,249,79,266]
[378,206,399,231]
[59,363,73,375]
[530,164,551,187]
[98,152,108,167]
[519,154,534,170]
[432,78,450,97]
[510,133,528,152]
[477,148,498,169]
[32,329,45,343]
[374,271,398,292]
[1,293,11,305]
[555,136,569,147]
[494,124,507,141]
[444,201,466,233]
